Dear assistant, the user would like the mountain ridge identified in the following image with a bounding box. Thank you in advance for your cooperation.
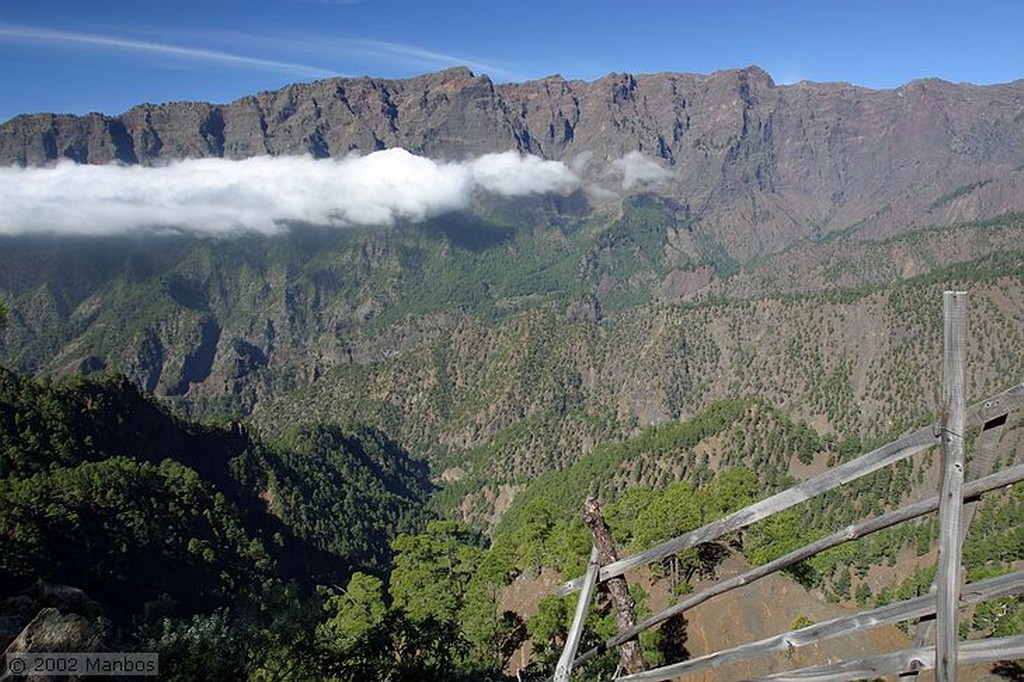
[4,65,1024,265]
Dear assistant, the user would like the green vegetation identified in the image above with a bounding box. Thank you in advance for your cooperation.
[251,424,435,570]
[0,367,824,678]
[4,200,1024,678]
[494,398,753,536]
[0,456,274,617]
[0,368,443,680]
[3,205,1024,503]
[4,360,1024,679]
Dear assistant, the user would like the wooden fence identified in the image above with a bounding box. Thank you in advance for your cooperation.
[549,292,1024,681]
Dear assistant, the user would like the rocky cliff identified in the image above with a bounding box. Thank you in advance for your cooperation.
[4,67,1024,260]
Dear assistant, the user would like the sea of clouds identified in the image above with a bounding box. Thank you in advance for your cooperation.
[0,148,673,236]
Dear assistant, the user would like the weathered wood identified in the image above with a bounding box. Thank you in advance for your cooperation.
[961,413,1006,542]
[583,496,644,675]
[735,635,1024,682]
[559,463,1024,674]
[554,545,600,682]
[556,382,1024,597]
[909,411,1007,657]
[613,570,1024,682]
[936,290,967,682]
[966,414,1006,485]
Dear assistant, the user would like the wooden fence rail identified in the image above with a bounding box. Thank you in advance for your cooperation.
[744,635,1024,682]
[553,462,1024,675]
[548,292,1024,681]
[557,382,1023,597]
[616,570,1024,682]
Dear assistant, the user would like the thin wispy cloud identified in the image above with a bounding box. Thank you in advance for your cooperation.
[0,24,338,79]
[0,150,580,236]
[226,30,518,81]
[338,37,513,79]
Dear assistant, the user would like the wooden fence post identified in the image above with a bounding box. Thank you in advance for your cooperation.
[555,545,601,682]
[583,496,645,676]
[936,290,967,682]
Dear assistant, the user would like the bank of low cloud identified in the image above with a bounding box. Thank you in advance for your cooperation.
[0,149,580,236]
[612,150,674,191]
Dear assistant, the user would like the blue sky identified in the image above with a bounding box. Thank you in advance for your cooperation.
[2,0,1024,123]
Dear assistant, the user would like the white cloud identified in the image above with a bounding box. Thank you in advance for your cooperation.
[0,149,579,236]
[611,151,674,191]
[470,151,579,196]
[0,24,337,79]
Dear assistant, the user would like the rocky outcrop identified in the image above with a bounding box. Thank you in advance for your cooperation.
[3,609,103,655]
[2,583,106,658]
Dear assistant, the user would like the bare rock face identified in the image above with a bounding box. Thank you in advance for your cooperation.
[5,67,1023,179]
[0,113,138,166]
[3,607,106,682]
[81,67,527,163]
[3,66,1024,259]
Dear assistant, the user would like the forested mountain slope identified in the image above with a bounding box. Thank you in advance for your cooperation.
[2,201,1023,524]
[0,368,434,618]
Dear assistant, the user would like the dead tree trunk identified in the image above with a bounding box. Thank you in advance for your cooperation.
[583,495,645,675]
